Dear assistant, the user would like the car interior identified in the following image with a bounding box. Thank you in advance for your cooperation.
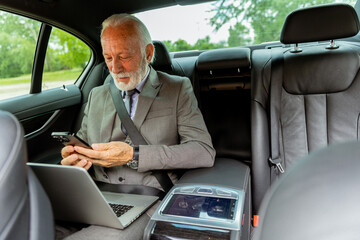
[0,0,360,239]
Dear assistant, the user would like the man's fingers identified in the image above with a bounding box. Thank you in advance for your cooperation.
[74,146,107,159]
[84,161,92,171]
[61,145,75,158]
[91,143,110,151]
[61,154,79,165]
[76,159,89,167]
[61,155,92,171]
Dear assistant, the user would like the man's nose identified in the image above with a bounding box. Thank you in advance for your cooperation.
[111,58,123,74]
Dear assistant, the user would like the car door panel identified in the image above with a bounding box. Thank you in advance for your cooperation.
[0,84,82,163]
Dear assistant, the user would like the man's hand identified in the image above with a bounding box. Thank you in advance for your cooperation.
[73,141,134,168]
[60,145,93,170]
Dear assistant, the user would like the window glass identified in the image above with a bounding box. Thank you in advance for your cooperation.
[136,0,357,52]
[0,11,40,100]
[42,28,91,90]
[0,10,91,101]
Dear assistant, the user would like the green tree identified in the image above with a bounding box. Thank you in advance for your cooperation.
[164,36,226,52]
[228,22,251,47]
[0,10,90,78]
[170,39,194,51]
[45,28,91,72]
[0,12,39,78]
[210,0,356,45]
[194,36,226,50]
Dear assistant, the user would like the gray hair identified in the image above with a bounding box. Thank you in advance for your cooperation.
[101,14,153,50]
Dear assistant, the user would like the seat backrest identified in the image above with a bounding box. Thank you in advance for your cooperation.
[251,3,360,214]
[0,111,54,240]
[195,48,252,162]
[254,141,360,240]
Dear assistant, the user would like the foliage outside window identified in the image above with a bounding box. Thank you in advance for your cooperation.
[210,0,357,45]
[138,0,356,52]
[0,12,39,79]
[0,11,91,100]
[42,28,91,91]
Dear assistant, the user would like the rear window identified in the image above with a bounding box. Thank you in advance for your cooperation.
[136,0,357,51]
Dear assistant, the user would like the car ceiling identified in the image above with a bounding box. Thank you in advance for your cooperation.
[0,0,214,59]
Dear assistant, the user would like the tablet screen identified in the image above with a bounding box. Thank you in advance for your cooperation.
[162,194,236,220]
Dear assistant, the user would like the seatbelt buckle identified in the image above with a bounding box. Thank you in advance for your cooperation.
[269,157,285,173]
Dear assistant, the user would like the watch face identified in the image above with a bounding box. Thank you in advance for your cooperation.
[128,160,139,169]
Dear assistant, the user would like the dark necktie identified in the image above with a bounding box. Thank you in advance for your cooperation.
[122,89,136,135]
[124,89,136,115]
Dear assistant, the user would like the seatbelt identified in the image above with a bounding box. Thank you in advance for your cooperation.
[269,48,285,174]
[109,77,174,193]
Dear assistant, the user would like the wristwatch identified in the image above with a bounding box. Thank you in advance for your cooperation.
[127,146,139,169]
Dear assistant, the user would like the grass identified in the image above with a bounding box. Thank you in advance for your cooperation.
[0,68,83,85]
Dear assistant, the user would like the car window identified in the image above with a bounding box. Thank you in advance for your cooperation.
[0,11,91,101]
[0,11,40,100]
[136,0,357,52]
[42,27,91,91]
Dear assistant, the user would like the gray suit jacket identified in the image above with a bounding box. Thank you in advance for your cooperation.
[77,67,215,190]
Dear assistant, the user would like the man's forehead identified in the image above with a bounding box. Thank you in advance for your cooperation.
[102,22,139,39]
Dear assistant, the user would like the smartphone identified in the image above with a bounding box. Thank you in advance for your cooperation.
[51,132,91,148]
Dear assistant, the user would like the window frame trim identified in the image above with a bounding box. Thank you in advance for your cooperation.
[31,23,52,94]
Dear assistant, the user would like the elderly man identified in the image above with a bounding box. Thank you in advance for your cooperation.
[59,14,215,239]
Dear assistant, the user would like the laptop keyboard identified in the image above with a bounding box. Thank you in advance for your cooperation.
[109,203,134,217]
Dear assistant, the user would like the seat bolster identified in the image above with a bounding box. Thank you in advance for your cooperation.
[251,49,272,108]
[254,141,360,240]
[28,168,54,240]
[0,111,29,239]
[251,101,271,214]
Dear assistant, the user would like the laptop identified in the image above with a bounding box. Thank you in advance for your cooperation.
[27,162,158,229]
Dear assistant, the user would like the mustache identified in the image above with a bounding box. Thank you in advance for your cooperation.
[111,72,132,79]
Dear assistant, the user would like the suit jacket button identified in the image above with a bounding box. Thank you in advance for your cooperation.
[103,174,108,179]
[118,177,124,182]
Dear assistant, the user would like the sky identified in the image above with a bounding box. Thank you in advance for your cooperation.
[135,2,230,45]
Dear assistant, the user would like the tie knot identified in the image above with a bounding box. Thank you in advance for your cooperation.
[125,89,137,97]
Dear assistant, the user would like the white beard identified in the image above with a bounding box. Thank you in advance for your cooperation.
[110,56,148,91]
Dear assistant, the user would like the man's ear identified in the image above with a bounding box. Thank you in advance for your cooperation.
[145,43,154,63]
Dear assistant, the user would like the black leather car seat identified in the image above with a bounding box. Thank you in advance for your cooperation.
[151,40,174,74]
[195,48,252,162]
[251,3,360,217]
[253,141,360,240]
[0,110,54,239]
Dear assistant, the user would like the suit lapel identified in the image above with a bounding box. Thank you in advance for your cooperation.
[100,84,118,142]
[133,67,162,129]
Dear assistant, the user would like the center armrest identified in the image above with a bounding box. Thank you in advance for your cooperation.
[178,157,250,191]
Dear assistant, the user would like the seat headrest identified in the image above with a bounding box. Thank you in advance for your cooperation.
[151,40,173,73]
[197,48,251,70]
[281,3,360,44]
